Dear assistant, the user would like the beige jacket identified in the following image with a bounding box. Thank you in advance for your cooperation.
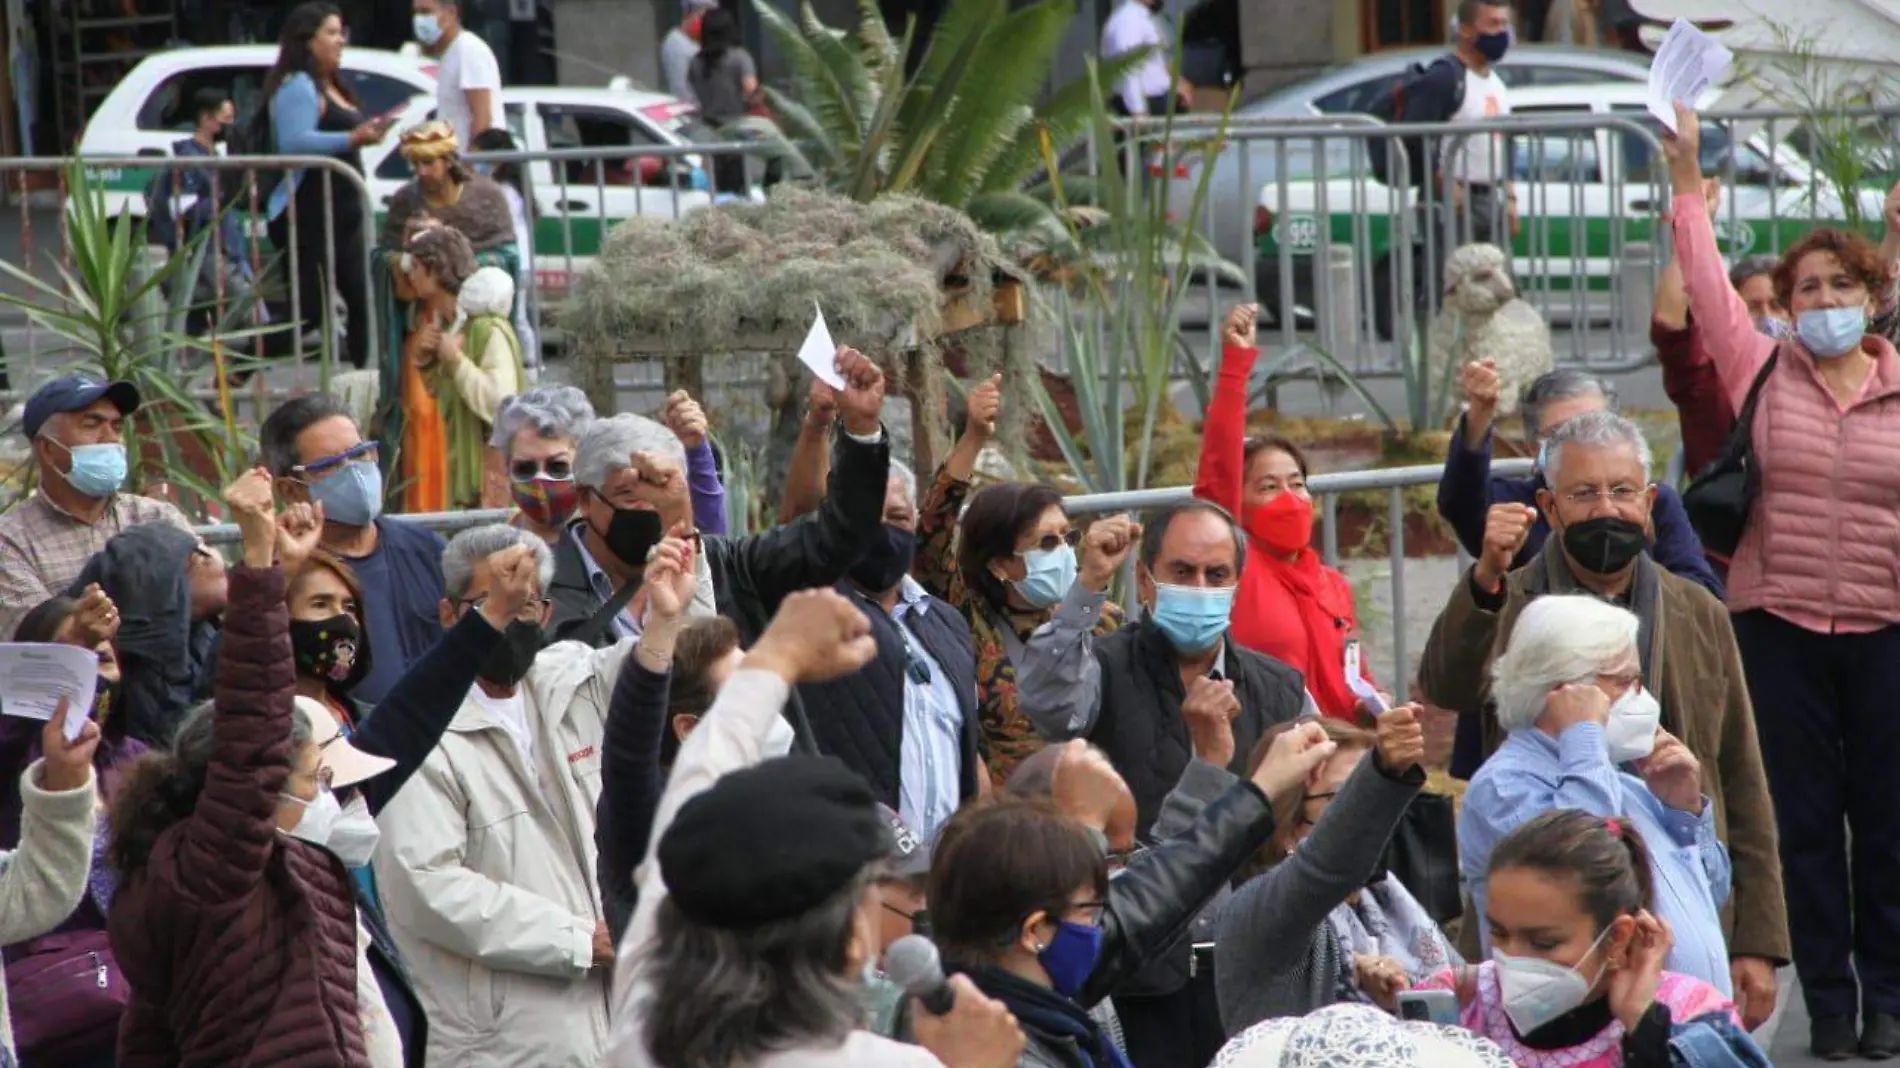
[0,759,97,1059]
[373,637,635,1068]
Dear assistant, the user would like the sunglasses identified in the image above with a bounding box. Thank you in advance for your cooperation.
[1020,529,1083,556]
[510,458,574,482]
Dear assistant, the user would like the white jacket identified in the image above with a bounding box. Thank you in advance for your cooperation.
[374,638,634,1068]
[0,760,97,1059]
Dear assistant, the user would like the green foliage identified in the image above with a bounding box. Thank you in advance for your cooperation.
[0,162,281,519]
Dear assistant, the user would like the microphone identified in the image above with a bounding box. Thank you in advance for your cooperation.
[884,934,956,1016]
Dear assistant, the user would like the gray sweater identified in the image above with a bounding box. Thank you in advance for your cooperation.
[1211,755,1422,1034]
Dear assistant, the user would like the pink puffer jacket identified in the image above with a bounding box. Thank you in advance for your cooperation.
[1674,194,1900,633]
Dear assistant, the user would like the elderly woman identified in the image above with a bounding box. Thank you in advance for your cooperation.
[493,386,597,543]
[912,375,1130,784]
[1667,104,1900,1060]
[396,223,525,512]
[1459,593,1731,997]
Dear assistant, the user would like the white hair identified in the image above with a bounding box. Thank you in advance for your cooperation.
[1488,595,1641,732]
[889,459,916,506]
[573,413,686,491]
[1543,410,1653,488]
[490,385,596,453]
[441,524,556,602]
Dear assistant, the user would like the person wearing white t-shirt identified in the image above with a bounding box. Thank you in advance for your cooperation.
[1100,0,1191,118]
[413,0,505,149]
[1439,0,1519,244]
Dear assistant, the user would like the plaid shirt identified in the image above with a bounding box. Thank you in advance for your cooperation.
[0,492,193,640]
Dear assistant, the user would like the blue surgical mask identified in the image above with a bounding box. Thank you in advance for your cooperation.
[1796,306,1866,358]
[1149,582,1234,654]
[412,13,444,46]
[52,440,128,498]
[1037,920,1104,999]
[1753,315,1791,340]
[1012,544,1078,609]
[306,461,384,528]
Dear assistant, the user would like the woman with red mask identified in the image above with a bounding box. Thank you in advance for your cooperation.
[1194,303,1376,721]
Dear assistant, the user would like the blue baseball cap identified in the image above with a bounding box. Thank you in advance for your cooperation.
[22,375,141,440]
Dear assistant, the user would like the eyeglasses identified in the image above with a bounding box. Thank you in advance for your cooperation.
[1596,670,1642,692]
[1559,484,1647,508]
[457,593,553,623]
[510,458,574,482]
[292,440,380,481]
[1020,529,1082,556]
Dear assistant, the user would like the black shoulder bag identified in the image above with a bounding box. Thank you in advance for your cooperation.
[1681,350,1780,556]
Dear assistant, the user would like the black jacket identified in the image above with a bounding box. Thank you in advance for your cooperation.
[1087,622,1307,839]
[596,657,672,942]
[70,522,219,745]
[797,583,980,812]
[547,430,891,647]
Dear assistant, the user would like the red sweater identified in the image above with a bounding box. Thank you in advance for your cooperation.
[1194,342,1374,720]
[1652,314,1735,478]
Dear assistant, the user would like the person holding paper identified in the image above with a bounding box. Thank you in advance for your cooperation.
[1192,304,1380,721]
[1665,99,1900,1060]
[545,346,891,648]
[1416,410,1788,1032]
[0,700,101,1067]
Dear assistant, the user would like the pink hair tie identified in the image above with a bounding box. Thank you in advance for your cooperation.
[1605,818,1623,838]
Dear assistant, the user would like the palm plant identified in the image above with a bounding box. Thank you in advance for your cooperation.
[0,162,280,519]
[754,0,1152,243]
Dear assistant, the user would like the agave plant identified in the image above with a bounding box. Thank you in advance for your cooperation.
[753,0,1152,239]
[0,161,281,519]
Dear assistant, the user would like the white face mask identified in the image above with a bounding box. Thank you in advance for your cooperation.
[1604,685,1662,764]
[327,793,382,867]
[280,786,342,848]
[1494,923,1615,1037]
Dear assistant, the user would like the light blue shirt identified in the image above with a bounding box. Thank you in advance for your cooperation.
[567,523,639,640]
[1459,722,1733,996]
[267,72,356,219]
[891,576,966,841]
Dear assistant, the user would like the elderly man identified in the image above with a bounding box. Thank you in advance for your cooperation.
[547,346,890,647]
[0,375,191,639]
[261,395,447,706]
[1019,497,1307,1066]
[375,523,668,1068]
[797,462,980,841]
[1460,594,1734,993]
[1418,411,1788,1029]
[493,386,597,544]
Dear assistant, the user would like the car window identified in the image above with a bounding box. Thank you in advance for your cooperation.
[137,65,268,131]
[540,104,676,187]
[341,72,424,120]
[1315,77,1390,116]
[376,103,527,180]
[1511,133,1601,183]
[1614,109,1736,185]
[1499,65,1641,89]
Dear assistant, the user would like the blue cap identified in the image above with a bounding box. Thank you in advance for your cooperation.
[22,376,141,440]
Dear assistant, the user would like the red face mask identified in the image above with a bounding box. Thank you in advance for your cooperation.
[1245,490,1315,557]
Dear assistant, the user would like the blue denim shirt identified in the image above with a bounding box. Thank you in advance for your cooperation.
[1459,722,1734,996]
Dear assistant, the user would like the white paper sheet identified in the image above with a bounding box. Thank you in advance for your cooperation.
[1647,19,1733,132]
[795,302,846,390]
[1344,639,1390,716]
[0,643,98,741]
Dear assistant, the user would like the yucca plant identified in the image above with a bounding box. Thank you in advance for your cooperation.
[0,161,282,520]
[754,0,1152,247]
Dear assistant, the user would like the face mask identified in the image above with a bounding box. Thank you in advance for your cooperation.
[849,524,917,593]
[1754,315,1791,340]
[291,614,367,692]
[210,124,229,144]
[281,786,342,848]
[51,441,128,498]
[1012,544,1077,608]
[1494,923,1615,1037]
[1605,685,1662,764]
[589,498,665,569]
[1560,515,1647,575]
[1475,29,1511,62]
[1037,920,1105,999]
[1797,306,1866,358]
[1149,582,1235,654]
[327,793,382,868]
[478,619,546,688]
[513,476,581,530]
[306,461,384,528]
[1245,492,1315,557]
[412,12,444,45]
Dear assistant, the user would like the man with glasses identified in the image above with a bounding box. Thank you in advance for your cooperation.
[1417,411,1789,1030]
[0,375,193,640]
[260,395,448,705]
[797,462,981,843]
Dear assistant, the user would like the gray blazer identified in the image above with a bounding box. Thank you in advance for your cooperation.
[1211,754,1423,1033]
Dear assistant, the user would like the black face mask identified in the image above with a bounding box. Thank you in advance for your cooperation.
[210,125,228,143]
[291,613,369,693]
[849,524,917,593]
[1561,515,1649,575]
[479,620,547,687]
[589,496,666,569]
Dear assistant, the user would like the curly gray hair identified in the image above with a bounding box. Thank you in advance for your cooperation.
[489,386,597,454]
